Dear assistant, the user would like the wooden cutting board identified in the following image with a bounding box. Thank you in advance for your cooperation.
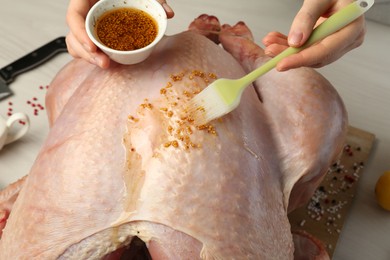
[288,126,375,258]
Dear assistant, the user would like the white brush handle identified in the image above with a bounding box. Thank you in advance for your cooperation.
[239,0,374,85]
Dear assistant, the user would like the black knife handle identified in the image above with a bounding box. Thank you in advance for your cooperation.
[0,36,68,84]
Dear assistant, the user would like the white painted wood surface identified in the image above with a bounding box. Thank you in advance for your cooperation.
[0,0,389,258]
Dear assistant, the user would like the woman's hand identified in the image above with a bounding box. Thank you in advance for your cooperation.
[262,0,366,71]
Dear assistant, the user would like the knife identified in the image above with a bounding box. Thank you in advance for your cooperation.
[0,36,68,100]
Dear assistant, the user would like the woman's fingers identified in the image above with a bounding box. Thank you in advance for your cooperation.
[66,0,97,53]
[155,0,175,18]
[262,31,287,47]
[66,0,111,68]
[262,0,366,71]
[66,31,110,69]
[287,0,333,47]
[276,16,366,71]
[66,12,96,54]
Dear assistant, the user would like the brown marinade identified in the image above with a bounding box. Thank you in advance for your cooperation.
[96,7,158,51]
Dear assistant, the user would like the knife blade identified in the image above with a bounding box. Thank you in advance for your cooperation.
[0,36,68,101]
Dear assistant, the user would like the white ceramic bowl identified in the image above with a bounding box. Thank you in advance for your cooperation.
[85,0,167,65]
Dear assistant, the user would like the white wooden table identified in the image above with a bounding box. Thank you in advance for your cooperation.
[1,0,389,259]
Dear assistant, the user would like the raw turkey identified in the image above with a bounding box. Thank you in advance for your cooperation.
[0,15,347,259]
